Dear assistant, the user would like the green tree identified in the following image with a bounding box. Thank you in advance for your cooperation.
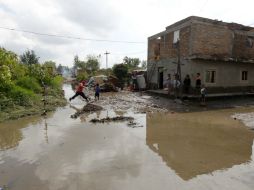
[20,50,39,65]
[112,63,128,88]
[73,54,100,77]
[123,56,140,70]
[86,55,100,73]
[44,61,57,76]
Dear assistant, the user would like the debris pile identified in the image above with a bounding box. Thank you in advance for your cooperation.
[90,116,134,123]
[71,103,103,118]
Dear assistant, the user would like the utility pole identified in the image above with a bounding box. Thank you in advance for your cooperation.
[176,40,182,99]
[104,51,110,69]
[176,40,181,82]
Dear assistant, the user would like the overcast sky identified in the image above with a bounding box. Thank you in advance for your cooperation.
[0,0,253,68]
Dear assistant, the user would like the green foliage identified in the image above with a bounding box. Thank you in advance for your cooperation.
[86,55,100,73]
[20,50,39,65]
[15,76,42,93]
[0,48,65,112]
[77,71,89,81]
[112,64,128,87]
[43,61,57,76]
[50,76,64,89]
[73,54,100,75]
[123,56,141,70]
[0,65,12,90]
[9,86,36,106]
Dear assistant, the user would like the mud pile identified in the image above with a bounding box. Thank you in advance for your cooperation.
[90,116,134,123]
[71,103,103,118]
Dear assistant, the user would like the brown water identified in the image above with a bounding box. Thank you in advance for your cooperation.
[0,84,254,190]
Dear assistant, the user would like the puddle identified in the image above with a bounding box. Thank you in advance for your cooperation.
[0,84,254,190]
[147,111,254,180]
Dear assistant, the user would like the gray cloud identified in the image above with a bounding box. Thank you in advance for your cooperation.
[56,0,119,36]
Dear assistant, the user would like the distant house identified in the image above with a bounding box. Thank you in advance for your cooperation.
[147,16,254,93]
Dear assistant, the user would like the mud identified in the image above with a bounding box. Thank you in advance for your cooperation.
[90,116,134,123]
[1,84,254,190]
[70,103,103,118]
[147,109,254,181]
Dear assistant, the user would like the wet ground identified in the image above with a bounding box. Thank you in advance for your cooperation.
[0,84,254,190]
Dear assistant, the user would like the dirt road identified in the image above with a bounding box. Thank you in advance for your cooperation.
[0,84,254,190]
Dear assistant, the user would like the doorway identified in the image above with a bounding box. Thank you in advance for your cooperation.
[158,67,164,89]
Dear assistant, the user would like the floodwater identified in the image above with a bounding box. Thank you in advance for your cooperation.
[0,84,254,190]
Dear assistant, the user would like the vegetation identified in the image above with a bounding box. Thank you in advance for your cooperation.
[74,55,100,80]
[123,56,141,70]
[112,64,128,88]
[0,48,66,122]
[20,50,39,65]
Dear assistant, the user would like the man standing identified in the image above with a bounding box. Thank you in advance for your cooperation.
[165,74,172,95]
[173,74,181,99]
[69,82,89,102]
[183,74,191,94]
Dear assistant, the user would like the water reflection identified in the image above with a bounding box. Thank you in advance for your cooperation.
[0,116,42,151]
[146,111,254,180]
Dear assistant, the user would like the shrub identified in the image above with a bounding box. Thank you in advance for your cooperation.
[50,75,63,89]
[9,86,36,106]
[16,76,42,93]
[77,71,88,81]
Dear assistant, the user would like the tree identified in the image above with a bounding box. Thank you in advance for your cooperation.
[86,55,100,73]
[73,54,100,75]
[44,61,57,76]
[112,63,128,89]
[20,50,39,65]
[57,64,63,75]
[123,56,140,70]
[141,60,147,69]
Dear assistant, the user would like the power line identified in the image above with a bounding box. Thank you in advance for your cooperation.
[0,26,146,44]
[111,50,146,55]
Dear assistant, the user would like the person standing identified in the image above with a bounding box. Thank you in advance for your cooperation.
[200,85,207,105]
[183,74,191,94]
[94,83,101,101]
[195,73,201,94]
[173,74,181,99]
[69,82,89,102]
[165,74,172,95]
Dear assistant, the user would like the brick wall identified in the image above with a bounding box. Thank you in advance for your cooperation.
[233,33,254,60]
[191,23,233,58]
[147,26,191,61]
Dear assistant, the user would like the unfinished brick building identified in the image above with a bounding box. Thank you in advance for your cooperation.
[147,16,254,93]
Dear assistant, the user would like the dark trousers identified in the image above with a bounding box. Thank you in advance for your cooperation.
[95,92,100,100]
[70,92,88,101]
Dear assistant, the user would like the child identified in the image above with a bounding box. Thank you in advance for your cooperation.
[69,82,89,102]
[200,85,206,105]
[95,83,100,100]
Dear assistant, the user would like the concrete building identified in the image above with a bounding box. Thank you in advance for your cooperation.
[147,16,254,93]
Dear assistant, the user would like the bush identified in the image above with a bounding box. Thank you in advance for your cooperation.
[77,71,88,81]
[16,76,42,93]
[9,86,36,106]
[50,75,63,89]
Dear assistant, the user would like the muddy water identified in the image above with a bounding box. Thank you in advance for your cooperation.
[0,84,254,190]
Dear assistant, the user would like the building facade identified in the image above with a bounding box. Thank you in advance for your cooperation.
[147,16,254,93]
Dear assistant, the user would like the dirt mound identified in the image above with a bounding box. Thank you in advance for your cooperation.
[82,103,103,112]
[90,116,134,123]
[71,103,103,118]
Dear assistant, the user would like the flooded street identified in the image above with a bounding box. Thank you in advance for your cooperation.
[1,84,254,190]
